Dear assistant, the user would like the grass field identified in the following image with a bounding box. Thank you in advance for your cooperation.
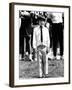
[19,57,64,79]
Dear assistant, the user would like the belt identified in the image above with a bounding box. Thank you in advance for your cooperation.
[37,44,46,50]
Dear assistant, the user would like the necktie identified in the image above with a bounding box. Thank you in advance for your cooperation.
[40,26,43,42]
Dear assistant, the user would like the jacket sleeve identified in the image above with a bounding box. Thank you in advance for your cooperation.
[19,18,21,30]
[33,28,37,49]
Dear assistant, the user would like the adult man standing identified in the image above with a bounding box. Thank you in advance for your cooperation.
[19,11,32,60]
[50,12,64,60]
[33,15,50,77]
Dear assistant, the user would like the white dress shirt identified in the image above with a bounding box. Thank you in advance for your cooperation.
[47,12,63,23]
[51,12,63,23]
[33,25,50,49]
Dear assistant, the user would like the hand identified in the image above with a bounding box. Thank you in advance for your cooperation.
[33,48,37,53]
[29,34,31,38]
[46,47,49,54]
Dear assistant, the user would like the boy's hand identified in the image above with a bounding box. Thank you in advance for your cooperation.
[46,47,49,54]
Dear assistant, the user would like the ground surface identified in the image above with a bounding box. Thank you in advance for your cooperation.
[19,56,64,79]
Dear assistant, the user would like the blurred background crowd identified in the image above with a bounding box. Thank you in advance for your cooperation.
[19,10,64,61]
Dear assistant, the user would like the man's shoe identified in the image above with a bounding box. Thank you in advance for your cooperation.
[60,56,63,60]
[53,56,56,60]
[29,54,33,61]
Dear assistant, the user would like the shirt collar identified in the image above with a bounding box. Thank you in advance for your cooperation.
[39,25,44,28]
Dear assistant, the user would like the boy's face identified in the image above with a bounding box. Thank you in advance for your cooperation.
[39,20,45,26]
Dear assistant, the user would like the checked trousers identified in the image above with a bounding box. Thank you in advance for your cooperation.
[37,45,48,77]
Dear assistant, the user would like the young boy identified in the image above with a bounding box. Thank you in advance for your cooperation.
[33,15,50,77]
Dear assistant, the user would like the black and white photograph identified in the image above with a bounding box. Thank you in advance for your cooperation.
[9,3,70,87]
[19,10,64,79]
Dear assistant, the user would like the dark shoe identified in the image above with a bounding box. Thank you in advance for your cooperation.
[48,58,52,61]
[53,56,56,60]
[60,56,63,60]
[42,74,46,78]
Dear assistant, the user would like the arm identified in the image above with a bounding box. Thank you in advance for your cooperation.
[19,18,21,30]
[46,29,50,53]
[33,28,37,50]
